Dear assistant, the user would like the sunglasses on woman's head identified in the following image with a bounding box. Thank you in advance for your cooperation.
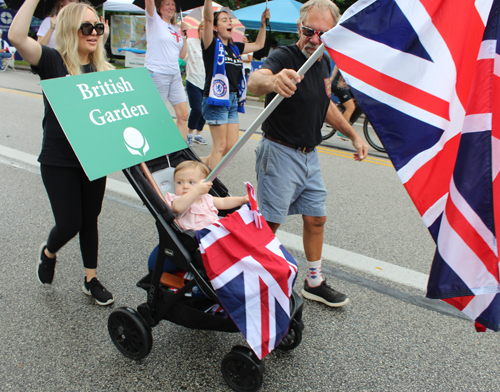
[300,24,326,38]
[80,23,105,36]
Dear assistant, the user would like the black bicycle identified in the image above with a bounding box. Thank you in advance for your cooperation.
[322,103,386,153]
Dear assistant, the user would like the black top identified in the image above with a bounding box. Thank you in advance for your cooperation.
[32,46,95,167]
[202,39,245,96]
[261,44,332,148]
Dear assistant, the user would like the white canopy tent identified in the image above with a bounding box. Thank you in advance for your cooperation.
[102,0,145,16]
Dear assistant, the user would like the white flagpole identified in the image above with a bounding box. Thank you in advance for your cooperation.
[205,43,326,182]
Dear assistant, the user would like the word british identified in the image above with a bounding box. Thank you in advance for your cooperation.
[77,77,133,99]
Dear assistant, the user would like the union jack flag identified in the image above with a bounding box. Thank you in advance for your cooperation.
[197,204,298,359]
[323,0,500,331]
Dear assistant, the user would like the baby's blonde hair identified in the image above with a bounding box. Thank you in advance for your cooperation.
[174,160,210,179]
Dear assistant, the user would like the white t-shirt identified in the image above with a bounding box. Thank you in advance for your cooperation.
[185,38,205,90]
[1,39,9,51]
[37,17,57,49]
[241,52,253,71]
[145,8,184,75]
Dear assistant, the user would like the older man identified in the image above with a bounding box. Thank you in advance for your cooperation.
[248,0,368,307]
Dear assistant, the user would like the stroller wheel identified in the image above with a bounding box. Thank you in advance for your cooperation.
[221,346,264,392]
[277,319,303,351]
[108,307,153,360]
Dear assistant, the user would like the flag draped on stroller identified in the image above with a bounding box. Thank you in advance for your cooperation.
[198,204,298,360]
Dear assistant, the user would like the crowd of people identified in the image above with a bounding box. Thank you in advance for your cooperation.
[7,0,367,310]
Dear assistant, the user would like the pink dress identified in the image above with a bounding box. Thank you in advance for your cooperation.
[165,193,219,231]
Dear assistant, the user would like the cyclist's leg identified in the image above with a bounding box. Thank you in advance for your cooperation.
[342,98,355,123]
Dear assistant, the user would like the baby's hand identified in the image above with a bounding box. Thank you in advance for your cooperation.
[195,179,212,195]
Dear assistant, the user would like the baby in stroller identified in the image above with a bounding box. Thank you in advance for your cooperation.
[148,160,248,273]
[109,151,305,392]
[166,160,248,231]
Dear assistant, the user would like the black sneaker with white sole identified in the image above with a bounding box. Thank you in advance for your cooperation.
[302,279,349,307]
[37,242,56,285]
[82,277,114,306]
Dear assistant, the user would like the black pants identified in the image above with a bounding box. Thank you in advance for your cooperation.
[40,164,106,269]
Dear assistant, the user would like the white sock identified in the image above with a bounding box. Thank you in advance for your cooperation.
[306,260,323,287]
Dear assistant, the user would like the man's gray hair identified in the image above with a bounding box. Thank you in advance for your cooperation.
[298,0,341,26]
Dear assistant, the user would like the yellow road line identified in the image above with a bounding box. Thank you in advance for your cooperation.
[0,87,42,99]
[2,86,392,168]
[240,131,394,168]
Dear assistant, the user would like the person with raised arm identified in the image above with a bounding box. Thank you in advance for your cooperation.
[201,0,270,170]
[9,0,114,306]
[144,0,189,140]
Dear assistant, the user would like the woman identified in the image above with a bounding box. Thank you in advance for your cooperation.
[9,0,115,305]
[145,0,189,140]
[37,0,109,49]
[201,0,269,170]
[185,21,207,146]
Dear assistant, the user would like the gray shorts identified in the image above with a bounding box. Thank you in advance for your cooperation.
[149,71,187,106]
[255,137,327,225]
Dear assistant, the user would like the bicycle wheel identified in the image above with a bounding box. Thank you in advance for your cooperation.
[363,118,386,153]
[321,124,337,140]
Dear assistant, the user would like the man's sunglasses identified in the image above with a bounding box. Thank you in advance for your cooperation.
[301,24,326,38]
[80,23,105,36]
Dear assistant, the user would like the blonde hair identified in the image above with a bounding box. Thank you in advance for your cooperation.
[298,0,340,26]
[155,0,176,25]
[55,2,113,76]
[174,161,210,179]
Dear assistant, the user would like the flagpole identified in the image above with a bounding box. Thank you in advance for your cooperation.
[205,43,326,183]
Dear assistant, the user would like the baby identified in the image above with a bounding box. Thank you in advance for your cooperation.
[165,160,249,231]
[148,160,249,273]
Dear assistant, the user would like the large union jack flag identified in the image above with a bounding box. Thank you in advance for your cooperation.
[323,0,500,331]
[197,204,298,359]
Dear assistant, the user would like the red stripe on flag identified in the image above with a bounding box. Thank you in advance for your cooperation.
[492,68,500,261]
[420,0,485,110]
[466,58,496,115]
[260,277,270,358]
[442,295,474,311]
[328,49,450,120]
[445,197,499,280]
[203,213,292,294]
[403,134,461,216]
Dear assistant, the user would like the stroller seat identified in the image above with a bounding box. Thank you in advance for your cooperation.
[151,166,176,196]
[107,148,304,392]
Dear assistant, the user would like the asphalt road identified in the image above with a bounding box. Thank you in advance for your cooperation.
[1,68,499,392]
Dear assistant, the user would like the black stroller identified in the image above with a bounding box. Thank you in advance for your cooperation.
[107,148,304,392]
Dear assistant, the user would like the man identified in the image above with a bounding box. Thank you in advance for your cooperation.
[0,30,13,71]
[247,0,368,307]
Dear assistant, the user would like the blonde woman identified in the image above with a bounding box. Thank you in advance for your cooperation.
[9,0,115,306]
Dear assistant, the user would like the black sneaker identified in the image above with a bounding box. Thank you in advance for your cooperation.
[37,243,56,285]
[82,277,114,306]
[302,279,349,307]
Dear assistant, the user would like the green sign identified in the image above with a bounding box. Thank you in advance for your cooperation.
[41,67,186,181]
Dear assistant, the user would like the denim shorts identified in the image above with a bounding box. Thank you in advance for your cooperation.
[202,92,239,125]
[255,137,327,224]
